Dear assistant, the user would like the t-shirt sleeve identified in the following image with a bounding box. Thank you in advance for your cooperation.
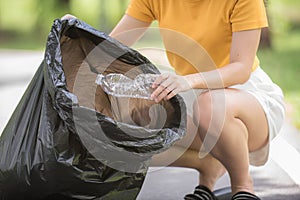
[230,0,268,32]
[126,0,156,22]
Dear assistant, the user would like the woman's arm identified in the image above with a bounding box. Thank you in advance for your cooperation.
[109,14,152,47]
[188,28,262,89]
[61,14,151,47]
[151,29,262,102]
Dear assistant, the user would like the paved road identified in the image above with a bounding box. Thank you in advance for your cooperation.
[0,50,300,199]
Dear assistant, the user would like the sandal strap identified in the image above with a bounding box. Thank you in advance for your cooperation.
[232,191,261,200]
[184,193,203,200]
[184,185,218,200]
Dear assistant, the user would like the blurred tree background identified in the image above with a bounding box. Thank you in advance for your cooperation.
[257,0,300,129]
[0,0,130,49]
[0,0,299,128]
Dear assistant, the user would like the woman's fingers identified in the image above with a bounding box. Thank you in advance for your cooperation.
[151,74,178,102]
[154,85,173,102]
[165,88,178,100]
[61,14,77,20]
[151,85,169,102]
[151,73,192,102]
[151,74,173,102]
[152,73,169,88]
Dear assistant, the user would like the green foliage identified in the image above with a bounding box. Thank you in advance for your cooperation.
[258,28,300,129]
[0,0,129,36]
[35,1,71,36]
[267,0,300,34]
[0,0,38,32]
[70,0,101,27]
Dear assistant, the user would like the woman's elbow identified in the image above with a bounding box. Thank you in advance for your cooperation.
[238,64,252,84]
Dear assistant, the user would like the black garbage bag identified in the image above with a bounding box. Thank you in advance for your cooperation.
[0,18,186,200]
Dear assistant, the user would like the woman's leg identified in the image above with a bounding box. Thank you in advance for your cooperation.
[193,89,269,195]
[150,114,226,190]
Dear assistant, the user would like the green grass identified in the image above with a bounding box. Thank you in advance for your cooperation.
[258,28,300,129]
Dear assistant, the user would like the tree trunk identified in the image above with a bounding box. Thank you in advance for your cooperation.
[260,0,272,49]
[260,27,272,48]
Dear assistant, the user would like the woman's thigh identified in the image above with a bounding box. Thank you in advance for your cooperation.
[193,88,269,152]
[175,88,269,153]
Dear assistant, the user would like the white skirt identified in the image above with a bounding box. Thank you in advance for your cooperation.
[179,67,286,166]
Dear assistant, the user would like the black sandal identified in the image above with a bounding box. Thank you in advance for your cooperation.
[231,191,261,200]
[184,185,218,200]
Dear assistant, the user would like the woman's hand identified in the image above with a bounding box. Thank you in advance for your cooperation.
[151,73,195,102]
[61,14,77,20]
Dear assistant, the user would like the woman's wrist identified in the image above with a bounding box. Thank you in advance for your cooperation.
[185,73,205,89]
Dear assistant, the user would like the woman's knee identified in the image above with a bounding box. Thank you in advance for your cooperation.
[192,90,232,137]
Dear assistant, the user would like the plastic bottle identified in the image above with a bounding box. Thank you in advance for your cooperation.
[95,73,158,100]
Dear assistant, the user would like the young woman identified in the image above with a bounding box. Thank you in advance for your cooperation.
[63,0,285,199]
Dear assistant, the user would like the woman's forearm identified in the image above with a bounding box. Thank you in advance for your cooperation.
[186,62,252,89]
[109,14,151,47]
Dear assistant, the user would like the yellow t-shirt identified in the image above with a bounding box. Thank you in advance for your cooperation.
[126,0,268,75]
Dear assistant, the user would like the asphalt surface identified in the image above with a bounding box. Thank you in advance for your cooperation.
[0,50,300,200]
